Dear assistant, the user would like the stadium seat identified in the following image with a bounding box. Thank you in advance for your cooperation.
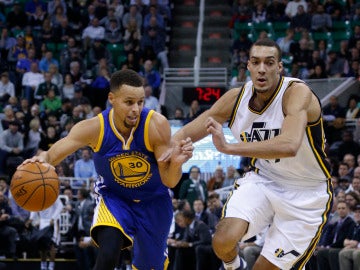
[332,20,351,32]
[331,31,351,41]
[311,32,332,42]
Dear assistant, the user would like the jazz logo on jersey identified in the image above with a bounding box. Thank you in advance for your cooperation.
[274,248,300,258]
[240,122,281,142]
[109,151,152,188]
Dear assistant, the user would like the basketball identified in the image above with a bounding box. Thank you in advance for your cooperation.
[10,162,60,212]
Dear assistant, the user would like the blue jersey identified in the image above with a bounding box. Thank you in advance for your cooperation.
[93,107,169,201]
[91,107,172,270]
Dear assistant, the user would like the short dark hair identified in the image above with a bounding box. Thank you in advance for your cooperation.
[110,69,144,93]
[250,38,282,62]
[189,165,200,174]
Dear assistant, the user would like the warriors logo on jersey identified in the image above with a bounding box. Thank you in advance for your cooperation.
[109,151,152,188]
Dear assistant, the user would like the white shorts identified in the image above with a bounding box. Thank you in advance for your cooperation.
[224,172,332,270]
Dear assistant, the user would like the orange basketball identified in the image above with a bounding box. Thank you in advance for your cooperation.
[10,162,60,211]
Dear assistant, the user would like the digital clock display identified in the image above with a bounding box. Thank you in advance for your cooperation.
[182,87,227,105]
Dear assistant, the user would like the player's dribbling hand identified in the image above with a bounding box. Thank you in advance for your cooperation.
[18,156,55,171]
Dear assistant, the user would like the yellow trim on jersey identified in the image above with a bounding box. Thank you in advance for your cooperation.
[144,110,154,152]
[90,197,133,248]
[93,113,105,152]
[229,86,246,128]
[109,109,139,150]
[292,180,333,269]
[306,126,331,179]
[248,76,285,115]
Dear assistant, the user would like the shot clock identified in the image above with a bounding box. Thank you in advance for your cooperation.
[182,87,227,105]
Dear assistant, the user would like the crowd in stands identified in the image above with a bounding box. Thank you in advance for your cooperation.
[0,0,360,270]
[229,0,360,85]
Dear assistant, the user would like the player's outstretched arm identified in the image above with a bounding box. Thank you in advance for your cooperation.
[22,117,101,166]
[151,112,194,188]
[207,83,317,159]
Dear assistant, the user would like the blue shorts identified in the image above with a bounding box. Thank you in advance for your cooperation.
[91,193,173,270]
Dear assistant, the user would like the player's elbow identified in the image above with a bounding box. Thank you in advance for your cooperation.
[283,142,300,157]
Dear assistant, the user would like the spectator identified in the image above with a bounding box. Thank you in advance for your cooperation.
[53,17,74,44]
[207,165,225,192]
[39,51,59,74]
[24,118,42,158]
[1,104,16,130]
[122,5,142,32]
[38,125,59,152]
[138,59,161,97]
[251,2,266,23]
[346,191,360,214]
[184,99,204,124]
[7,32,27,70]
[0,28,17,65]
[326,50,349,78]
[266,0,286,22]
[6,2,28,32]
[230,0,252,22]
[206,192,223,219]
[285,0,308,19]
[144,84,159,111]
[104,18,123,44]
[141,16,169,70]
[74,148,97,187]
[123,18,142,58]
[309,64,328,79]
[336,130,360,164]
[35,72,60,104]
[73,188,96,270]
[22,62,44,105]
[343,153,357,178]
[316,201,355,270]
[167,210,220,270]
[47,0,67,17]
[49,5,67,28]
[40,89,62,116]
[0,72,15,107]
[143,4,165,29]
[311,4,332,32]
[0,120,24,175]
[89,66,110,110]
[62,74,75,100]
[192,199,218,235]
[59,37,82,75]
[87,38,112,68]
[290,4,311,32]
[28,196,64,270]
[338,203,360,270]
[28,5,47,31]
[222,165,239,188]
[276,28,295,57]
[178,166,208,210]
[25,0,47,19]
[323,95,346,145]
[81,17,105,51]
[345,95,360,120]
[0,191,18,259]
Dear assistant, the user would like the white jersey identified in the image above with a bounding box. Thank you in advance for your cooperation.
[229,76,331,187]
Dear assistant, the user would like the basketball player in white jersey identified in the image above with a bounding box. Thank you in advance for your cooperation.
[168,38,333,270]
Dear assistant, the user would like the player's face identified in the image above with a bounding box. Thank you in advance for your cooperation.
[247,46,283,94]
[109,84,145,129]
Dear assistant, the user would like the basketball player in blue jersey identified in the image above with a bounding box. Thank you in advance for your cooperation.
[167,39,333,270]
[21,69,194,270]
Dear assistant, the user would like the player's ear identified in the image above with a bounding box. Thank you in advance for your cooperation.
[278,61,283,74]
[108,91,114,105]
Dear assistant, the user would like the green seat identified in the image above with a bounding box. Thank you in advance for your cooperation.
[106,43,126,68]
[272,22,290,32]
[234,22,253,33]
[311,32,332,41]
[331,31,351,41]
[332,20,351,32]
[252,22,273,36]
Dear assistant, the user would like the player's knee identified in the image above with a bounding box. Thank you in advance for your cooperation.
[97,247,119,268]
[212,233,233,255]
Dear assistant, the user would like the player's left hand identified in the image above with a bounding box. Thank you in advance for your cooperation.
[158,137,193,163]
[205,117,227,152]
